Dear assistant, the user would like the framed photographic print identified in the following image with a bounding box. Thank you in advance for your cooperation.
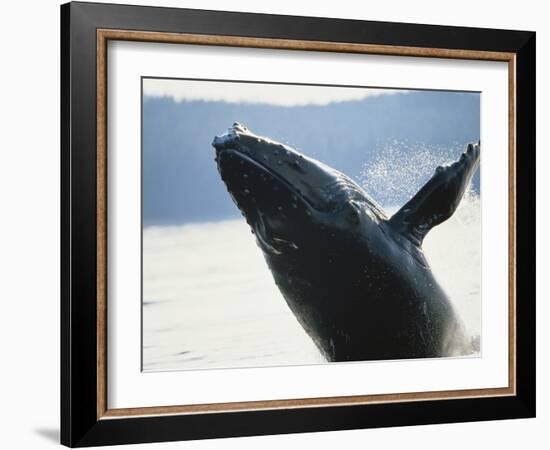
[60,1,536,447]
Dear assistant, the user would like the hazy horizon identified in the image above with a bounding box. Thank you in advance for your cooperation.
[142,80,480,226]
[143,77,410,106]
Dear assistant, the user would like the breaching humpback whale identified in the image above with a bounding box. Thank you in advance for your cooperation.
[213,123,480,362]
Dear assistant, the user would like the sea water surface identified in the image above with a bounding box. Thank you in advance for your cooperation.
[142,194,481,372]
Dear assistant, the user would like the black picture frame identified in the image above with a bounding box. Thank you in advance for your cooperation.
[61,1,536,447]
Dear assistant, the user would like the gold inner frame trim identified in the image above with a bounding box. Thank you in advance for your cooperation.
[96,28,517,420]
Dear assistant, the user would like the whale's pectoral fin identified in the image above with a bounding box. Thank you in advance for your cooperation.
[389,142,480,246]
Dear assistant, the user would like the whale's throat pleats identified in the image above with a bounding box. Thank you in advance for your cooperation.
[389,142,480,247]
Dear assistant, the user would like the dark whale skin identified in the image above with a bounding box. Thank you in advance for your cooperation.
[213,123,479,362]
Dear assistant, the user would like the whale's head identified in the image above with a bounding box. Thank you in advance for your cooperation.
[212,123,383,258]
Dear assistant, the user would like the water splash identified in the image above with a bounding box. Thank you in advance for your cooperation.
[359,139,472,207]
[423,188,481,347]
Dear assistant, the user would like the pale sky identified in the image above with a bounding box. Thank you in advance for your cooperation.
[143,78,404,107]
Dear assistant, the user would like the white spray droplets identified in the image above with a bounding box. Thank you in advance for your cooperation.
[359,140,471,207]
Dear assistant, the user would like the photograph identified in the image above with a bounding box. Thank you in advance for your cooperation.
[141,78,482,372]
[57,2,536,446]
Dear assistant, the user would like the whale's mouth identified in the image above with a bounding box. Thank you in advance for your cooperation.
[219,147,314,210]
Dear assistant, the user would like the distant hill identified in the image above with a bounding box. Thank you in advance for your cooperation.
[143,91,480,226]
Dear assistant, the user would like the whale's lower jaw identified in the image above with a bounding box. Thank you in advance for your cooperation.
[215,148,313,256]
